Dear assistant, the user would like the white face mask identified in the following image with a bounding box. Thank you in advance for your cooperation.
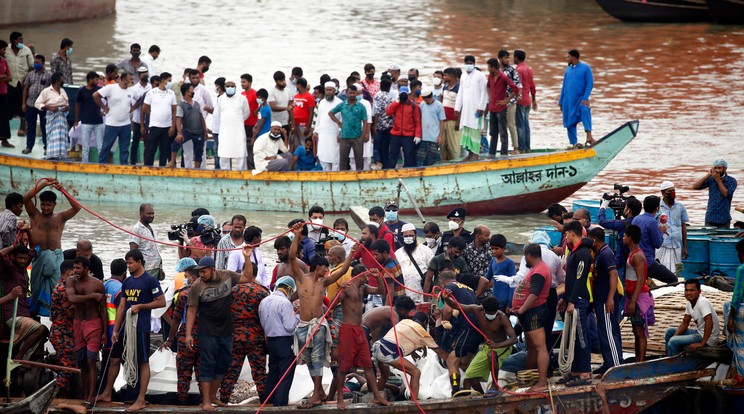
[425,237,437,247]
[403,236,415,245]
[310,218,323,231]
[433,77,442,86]
[485,313,497,321]
[448,220,460,231]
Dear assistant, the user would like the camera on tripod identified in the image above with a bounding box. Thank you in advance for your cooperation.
[602,183,632,218]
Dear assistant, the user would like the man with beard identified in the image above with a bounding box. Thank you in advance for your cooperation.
[315,81,343,171]
[23,179,81,316]
[693,158,737,228]
[128,203,163,280]
[63,239,105,280]
[270,235,308,289]
[253,121,291,172]
[656,181,688,272]
[216,214,247,270]
[217,80,250,170]
[424,236,470,296]
[395,223,433,302]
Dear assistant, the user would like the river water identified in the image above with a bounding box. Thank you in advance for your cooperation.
[7,0,744,275]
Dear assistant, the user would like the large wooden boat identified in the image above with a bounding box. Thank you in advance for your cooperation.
[0,0,116,27]
[594,0,711,22]
[0,121,638,216]
[706,0,744,23]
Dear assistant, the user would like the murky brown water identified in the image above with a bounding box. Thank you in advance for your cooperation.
[7,0,744,276]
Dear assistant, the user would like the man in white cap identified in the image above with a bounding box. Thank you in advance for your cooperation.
[216,80,249,170]
[693,158,738,228]
[387,64,401,98]
[394,222,433,302]
[418,87,445,166]
[253,121,290,172]
[314,82,342,171]
[657,181,689,272]
[258,275,298,406]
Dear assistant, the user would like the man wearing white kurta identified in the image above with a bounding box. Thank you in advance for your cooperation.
[183,70,213,168]
[216,80,249,170]
[394,223,434,303]
[454,55,488,156]
[253,121,291,172]
[350,83,373,171]
[315,82,342,171]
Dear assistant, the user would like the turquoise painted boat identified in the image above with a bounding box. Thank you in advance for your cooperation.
[0,121,639,215]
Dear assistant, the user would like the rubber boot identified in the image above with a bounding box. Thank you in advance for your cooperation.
[450,372,461,396]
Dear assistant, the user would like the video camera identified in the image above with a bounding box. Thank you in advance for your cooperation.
[602,183,632,219]
[199,228,221,246]
[167,221,197,242]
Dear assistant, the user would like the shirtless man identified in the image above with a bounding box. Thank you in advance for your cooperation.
[442,293,516,394]
[66,256,106,407]
[288,223,357,409]
[272,235,308,288]
[333,266,390,410]
[23,178,80,316]
[361,296,416,346]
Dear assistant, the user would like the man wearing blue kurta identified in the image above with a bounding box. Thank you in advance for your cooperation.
[558,50,595,147]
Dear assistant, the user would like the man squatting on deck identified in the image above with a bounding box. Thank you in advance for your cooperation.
[0,153,741,409]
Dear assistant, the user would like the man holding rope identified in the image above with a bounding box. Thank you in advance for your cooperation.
[23,178,81,316]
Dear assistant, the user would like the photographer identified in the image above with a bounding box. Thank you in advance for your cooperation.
[599,196,641,280]
[178,215,219,261]
[384,86,422,169]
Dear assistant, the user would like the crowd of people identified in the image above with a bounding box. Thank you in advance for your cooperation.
[2,34,610,172]
[0,158,742,410]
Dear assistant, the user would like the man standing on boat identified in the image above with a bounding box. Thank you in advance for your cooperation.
[94,70,134,165]
[454,55,488,161]
[440,67,461,161]
[656,181,689,273]
[514,50,536,153]
[559,49,596,147]
[438,208,473,255]
[632,196,677,284]
[316,81,343,171]
[22,54,51,154]
[50,38,73,85]
[328,85,368,171]
[129,203,164,280]
[23,179,80,316]
[217,80,250,170]
[216,214,246,270]
[498,50,522,155]
[692,158,737,228]
[6,32,33,140]
[486,56,519,158]
[184,69,213,168]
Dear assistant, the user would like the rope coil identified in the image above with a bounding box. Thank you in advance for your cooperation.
[122,309,138,387]
[558,307,578,375]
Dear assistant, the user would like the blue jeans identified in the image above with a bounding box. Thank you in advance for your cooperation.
[130,122,142,165]
[99,124,131,164]
[25,106,47,150]
[516,104,531,152]
[387,135,416,168]
[374,128,392,167]
[198,334,233,382]
[79,123,104,163]
[665,328,702,356]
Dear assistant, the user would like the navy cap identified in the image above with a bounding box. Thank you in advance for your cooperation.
[194,256,215,270]
[447,207,467,219]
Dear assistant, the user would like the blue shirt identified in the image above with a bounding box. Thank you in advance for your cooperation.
[486,257,516,308]
[598,208,632,268]
[331,100,367,139]
[294,146,317,171]
[258,105,272,136]
[104,278,123,349]
[419,100,446,143]
[659,200,689,249]
[76,85,103,125]
[559,61,593,128]
[632,212,663,266]
[592,244,617,302]
[121,271,163,333]
[259,290,299,337]
[700,175,737,225]
[301,237,316,265]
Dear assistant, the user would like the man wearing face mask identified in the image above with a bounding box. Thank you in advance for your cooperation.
[269,71,294,144]
[331,218,355,255]
[387,64,401,99]
[170,84,206,168]
[288,66,303,98]
[454,56,487,160]
[6,32,34,139]
[432,71,444,100]
[362,63,379,97]
[656,181,688,273]
[116,43,143,80]
[140,45,160,80]
[328,85,368,171]
[424,236,470,295]
[463,225,492,284]
[128,66,151,165]
[407,68,419,84]
[368,206,397,258]
[423,222,442,254]
[51,38,73,85]
[183,69,213,168]
[22,55,51,154]
[383,201,408,249]
[253,121,290,172]
[142,71,176,167]
[385,86,421,169]
[394,223,433,302]
[693,157,737,228]
[314,81,342,171]
[306,206,328,243]
[215,80,249,170]
[498,50,522,155]
[438,208,473,255]
[196,55,211,85]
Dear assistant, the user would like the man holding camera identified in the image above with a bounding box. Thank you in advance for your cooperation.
[599,195,642,280]
[129,203,163,280]
[179,215,220,262]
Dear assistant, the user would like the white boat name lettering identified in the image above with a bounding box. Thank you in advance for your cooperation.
[501,165,577,184]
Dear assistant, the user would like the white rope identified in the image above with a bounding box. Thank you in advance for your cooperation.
[558,307,578,375]
[122,308,139,387]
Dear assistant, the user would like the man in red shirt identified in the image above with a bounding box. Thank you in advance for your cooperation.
[241,73,258,170]
[291,77,315,152]
[514,50,537,153]
[486,58,519,158]
[384,87,421,168]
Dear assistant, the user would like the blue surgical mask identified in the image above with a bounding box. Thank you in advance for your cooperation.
[16,43,24,49]
[33,63,42,71]
[385,210,398,222]
[166,81,173,89]
[226,87,236,96]
[66,48,73,56]
[256,98,264,105]
[414,90,421,96]
[332,231,346,242]
[465,64,474,73]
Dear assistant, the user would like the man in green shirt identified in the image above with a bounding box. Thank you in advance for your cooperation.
[328,85,368,171]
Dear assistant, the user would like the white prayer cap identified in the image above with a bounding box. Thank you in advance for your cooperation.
[324,81,336,89]
[388,64,400,71]
[659,181,674,191]
[271,121,282,128]
[421,87,433,98]
[401,223,416,232]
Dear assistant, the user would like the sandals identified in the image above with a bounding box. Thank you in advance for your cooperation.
[483,389,500,399]
[565,376,592,387]
[555,373,577,385]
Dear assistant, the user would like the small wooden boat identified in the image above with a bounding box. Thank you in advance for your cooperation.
[595,0,711,22]
[707,0,744,23]
[0,380,57,414]
[0,121,639,216]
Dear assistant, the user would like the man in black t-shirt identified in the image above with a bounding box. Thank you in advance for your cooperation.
[63,239,104,280]
[74,71,104,162]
